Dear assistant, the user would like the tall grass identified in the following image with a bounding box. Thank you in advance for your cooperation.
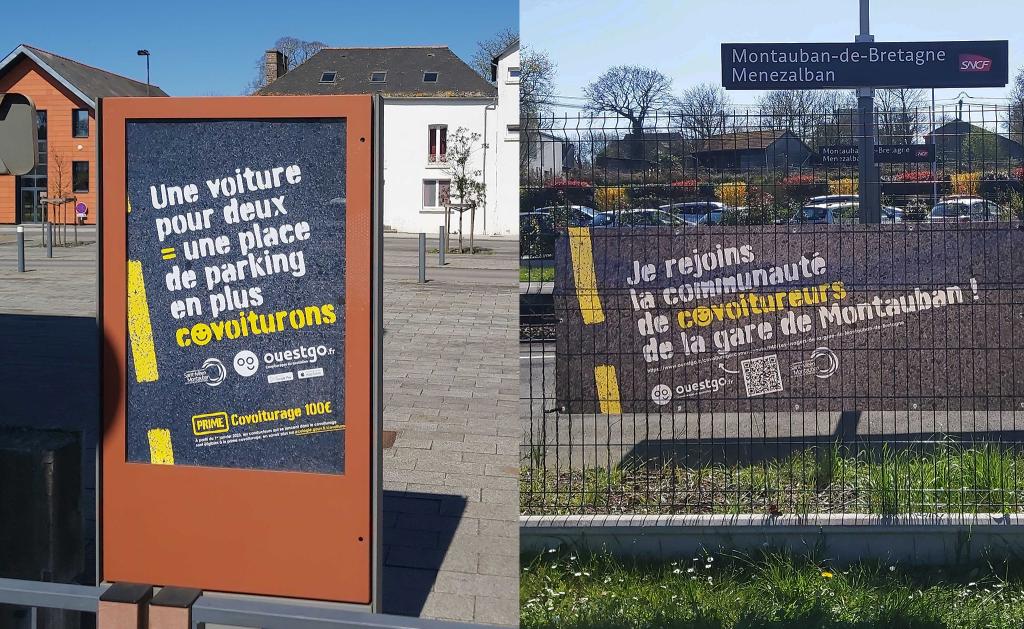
[521,442,1024,516]
[521,549,1024,629]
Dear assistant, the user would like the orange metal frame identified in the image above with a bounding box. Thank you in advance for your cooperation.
[98,95,377,605]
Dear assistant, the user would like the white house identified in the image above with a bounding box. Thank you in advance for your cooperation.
[489,39,520,234]
[259,45,518,236]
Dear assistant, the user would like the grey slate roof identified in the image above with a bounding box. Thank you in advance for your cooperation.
[258,46,496,98]
[0,45,167,107]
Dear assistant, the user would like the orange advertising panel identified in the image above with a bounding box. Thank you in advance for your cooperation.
[99,95,380,606]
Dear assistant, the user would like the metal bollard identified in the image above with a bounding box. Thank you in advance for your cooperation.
[46,222,53,258]
[16,225,25,272]
[418,233,426,283]
[438,225,446,266]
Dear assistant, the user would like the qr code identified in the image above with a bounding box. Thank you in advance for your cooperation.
[741,354,784,397]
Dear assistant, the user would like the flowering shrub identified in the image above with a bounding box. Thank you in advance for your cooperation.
[594,186,629,212]
[950,172,981,196]
[549,178,592,189]
[670,179,700,188]
[1013,165,1024,181]
[829,178,858,196]
[781,173,819,186]
[893,170,933,183]
[715,181,747,207]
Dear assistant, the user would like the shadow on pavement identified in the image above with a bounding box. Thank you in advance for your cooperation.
[382,490,467,617]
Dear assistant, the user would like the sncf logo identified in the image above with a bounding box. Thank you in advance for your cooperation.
[959,54,993,72]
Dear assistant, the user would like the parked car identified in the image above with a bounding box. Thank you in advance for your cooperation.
[926,197,1004,223]
[807,194,859,205]
[592,209,690,227]
[659,201,726,225]
[520,206,601,258]
[789,202,903,224]
[529,205,597,223]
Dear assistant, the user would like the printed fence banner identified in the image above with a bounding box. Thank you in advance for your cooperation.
[555,225,1024,413]
[124,119,347,473]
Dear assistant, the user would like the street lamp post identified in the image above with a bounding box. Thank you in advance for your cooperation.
[137,50,150,96]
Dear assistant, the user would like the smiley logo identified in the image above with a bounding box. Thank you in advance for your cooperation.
[191,323,213,346]
[233,350,259,377]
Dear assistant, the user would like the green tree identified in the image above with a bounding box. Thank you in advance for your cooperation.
[443,127,487,253]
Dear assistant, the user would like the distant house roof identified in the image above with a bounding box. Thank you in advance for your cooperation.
[696,130,789,153]
[0,44,168,108]
[258,46,496,98]
[490,38,519,82]
[925,120,1024,145]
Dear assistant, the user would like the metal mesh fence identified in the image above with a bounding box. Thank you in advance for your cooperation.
[520,103,1024,517]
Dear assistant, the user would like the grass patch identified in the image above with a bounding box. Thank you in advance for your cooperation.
[521,265,556,282]
[521,443,1024,515]
[521,550,1024,628]
[427,246,494,255]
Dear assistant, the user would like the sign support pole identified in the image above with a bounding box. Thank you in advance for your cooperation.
[856,0,881,224]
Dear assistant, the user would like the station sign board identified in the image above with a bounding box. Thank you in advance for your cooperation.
[820,145,858,165]
[722,41,1008,89]
[99,95,381,608]
[874,143,935,163]
[820,144,934,165]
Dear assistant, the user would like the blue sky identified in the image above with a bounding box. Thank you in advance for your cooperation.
[0,0,518,95]
[523,0,1023,111]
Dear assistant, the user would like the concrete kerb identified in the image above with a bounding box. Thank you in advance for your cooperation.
[520,513,1024,565]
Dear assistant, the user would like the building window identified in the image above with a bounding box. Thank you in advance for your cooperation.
[72,161,89,193]
[422,179,450,208]
[319,71,337,83]
[507,67,521,82]
[72,109,89,138]
[428,125,447,163]
[370,71,387,83]
[423,71,439,83]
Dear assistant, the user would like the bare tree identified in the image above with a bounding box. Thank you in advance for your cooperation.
[758,89,854,142]
[443,127,486,254]
[678,82,732,144]
[471,28,519,83]
[521,47,556,124]
[247,36,329,93]
[584,66,676,160]
[876,88,928,144]
[1008,66,1024,144]
[584,66,675,135]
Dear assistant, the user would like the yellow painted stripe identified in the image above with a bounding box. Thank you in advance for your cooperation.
[594,364,622,415]
[127,195,132,214]
[147,428,174,465]
[127,260,159,382]
[160,247,175,254]
[567,227,605,324]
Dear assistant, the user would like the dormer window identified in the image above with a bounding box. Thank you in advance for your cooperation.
[423,72,439,83]
[319,71,337,83]
[370,71,387,83]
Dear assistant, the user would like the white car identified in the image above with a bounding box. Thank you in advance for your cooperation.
[926,197,1004,223]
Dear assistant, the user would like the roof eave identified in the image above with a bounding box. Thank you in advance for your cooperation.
[0,45,95,108]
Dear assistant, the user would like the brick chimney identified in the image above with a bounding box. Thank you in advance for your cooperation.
[263,49,288,86]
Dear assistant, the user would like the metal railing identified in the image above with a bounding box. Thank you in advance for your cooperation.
[0,577,489,629]
[520,103,1024,518]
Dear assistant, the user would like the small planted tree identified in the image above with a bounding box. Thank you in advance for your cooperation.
[443,127,486,253]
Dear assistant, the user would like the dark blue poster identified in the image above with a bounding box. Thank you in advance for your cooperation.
[124,119,347,474]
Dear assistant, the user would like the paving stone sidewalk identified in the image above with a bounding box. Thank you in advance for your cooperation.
[381,274,520,625]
